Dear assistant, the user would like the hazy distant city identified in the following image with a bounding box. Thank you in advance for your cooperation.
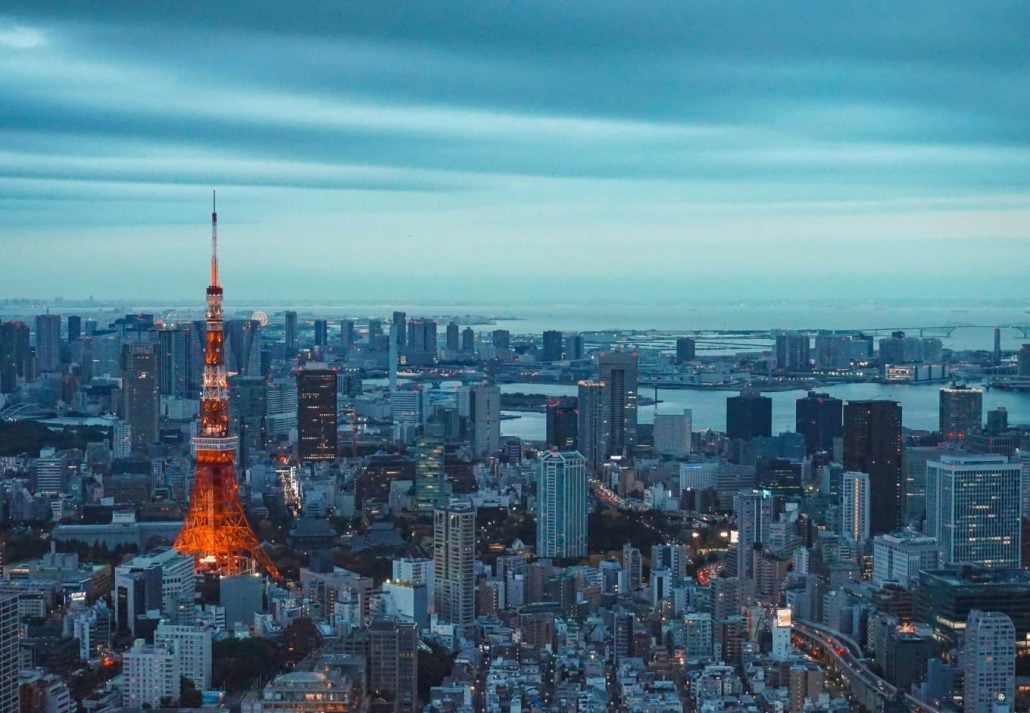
[3,3,1030,713]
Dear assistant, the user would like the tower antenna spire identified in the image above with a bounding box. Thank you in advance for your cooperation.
[211,189,218,286]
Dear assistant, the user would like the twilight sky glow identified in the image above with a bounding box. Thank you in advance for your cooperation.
[1,2,1029,302]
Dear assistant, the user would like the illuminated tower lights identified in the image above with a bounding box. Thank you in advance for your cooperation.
[173,193,279,578]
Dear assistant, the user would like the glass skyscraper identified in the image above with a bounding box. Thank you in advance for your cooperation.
[843,400,903,535]
[296,364,338,462]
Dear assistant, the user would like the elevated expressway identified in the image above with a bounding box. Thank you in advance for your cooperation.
[793,620,937,713]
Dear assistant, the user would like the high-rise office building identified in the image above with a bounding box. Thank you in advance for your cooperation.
[844,400,903,535]
[414,421,448,513]
[283,311,298,353]
[392,311,407,354]
[653,410,692,457]
[726,392,772,441]
[675,337,696,364]
[445,322,460,352]
[296,364,338,462]
[612,607,635,664]
[459,384,500,456]
[390,385,425,425]
[1018,344,1030,377]
[368,620,418,713]
[939,385,982,441]
[157,326,192,399]
[840,471,870,546]
[599,351,638,455]
[122,342,160,453]
[564,334,585,361]
[405,318,437,365]
[536,451,588,559]
[963,610,1015,713]
[795,391,842,455]
[735,489,775,581]
[541,330,563,362]
[33,448,68,495]
[339,319,355,353]
[35,313,61,372]
[576,380,608,470]
[902,445,949,527]
[993,327,1002,366]
[0,594,18,713]
[0,320,31,392]
[925,454,1021,569]
[912,569,1030,649]
[986,407,1009,436]
[756,458,804,497]
[652,543,690,581]
[388,323,400,389]
[265,377,298,443]
[356,453,416,508]
[871,532,939,590]
[491,329,510,351]
[545,397,578,450]
[775,332,810,372]
[115,547,197,634]
[111,420,132,460]
[461,327,475,354]
[367,318,383,345]
[880,332,940,365]
[67,315,82,343]
[814,332,873,369]
[313,319,328,348]
[434,500,475,626]
[622,543,643,591]
[118,312,156,337]
[224,319,262,376]
[230,375,267,465]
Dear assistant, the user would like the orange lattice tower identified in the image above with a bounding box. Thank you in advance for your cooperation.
[173,193,279,578]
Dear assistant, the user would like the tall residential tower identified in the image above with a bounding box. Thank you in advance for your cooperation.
[434,500,476,626]
[536,451,588,559]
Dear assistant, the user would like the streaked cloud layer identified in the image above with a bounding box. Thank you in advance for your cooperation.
[1,2,1029,300]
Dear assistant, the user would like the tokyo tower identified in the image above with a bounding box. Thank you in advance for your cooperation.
[173,193,280,578]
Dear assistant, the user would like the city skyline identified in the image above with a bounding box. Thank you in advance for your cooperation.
[2,6,1030,711]
[0,204,1028,711]
[2,2,1029,300]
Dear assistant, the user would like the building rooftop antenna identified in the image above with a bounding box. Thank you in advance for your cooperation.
[210,189,219,287]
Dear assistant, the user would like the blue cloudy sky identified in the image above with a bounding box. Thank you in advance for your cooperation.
[2,1,1029,302]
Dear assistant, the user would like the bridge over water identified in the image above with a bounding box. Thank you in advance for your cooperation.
[833,324,1030,338]
[660,324,1030,339]
[609,324,1030,352]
